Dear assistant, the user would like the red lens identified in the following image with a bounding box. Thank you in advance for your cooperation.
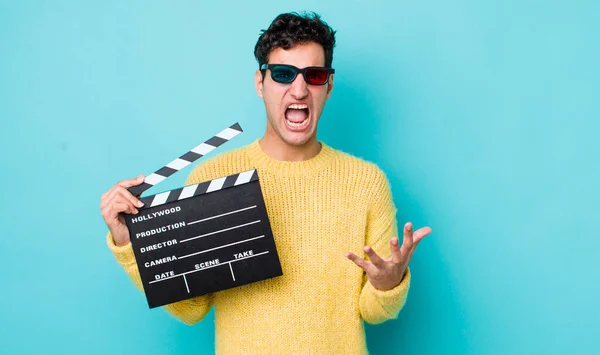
[304,68,329,85]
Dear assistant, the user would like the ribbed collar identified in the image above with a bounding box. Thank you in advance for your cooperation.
[245,140,337,177]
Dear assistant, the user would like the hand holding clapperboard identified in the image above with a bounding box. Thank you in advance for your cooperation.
[122,123,282,308]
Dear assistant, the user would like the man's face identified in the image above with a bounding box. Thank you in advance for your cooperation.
[255,42,334,147]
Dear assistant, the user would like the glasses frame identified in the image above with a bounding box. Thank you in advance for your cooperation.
[260,64,335,86]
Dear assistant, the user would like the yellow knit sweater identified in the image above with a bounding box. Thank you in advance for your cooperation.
[108,140,411,354]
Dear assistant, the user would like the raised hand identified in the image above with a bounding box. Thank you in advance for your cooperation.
[346,222,432,291]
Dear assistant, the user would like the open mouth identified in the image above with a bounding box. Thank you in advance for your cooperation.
[284,103,310,129]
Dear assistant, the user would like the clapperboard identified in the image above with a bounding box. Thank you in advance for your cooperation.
[124,123,282,308]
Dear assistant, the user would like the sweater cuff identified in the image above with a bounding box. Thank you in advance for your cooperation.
[106,232,136,266]
[365,267,411,306]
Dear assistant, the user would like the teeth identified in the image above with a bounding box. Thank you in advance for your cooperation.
[288,104,308,109]
[286,119,308,127]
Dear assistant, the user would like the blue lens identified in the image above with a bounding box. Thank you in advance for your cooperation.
[271,66,297,83]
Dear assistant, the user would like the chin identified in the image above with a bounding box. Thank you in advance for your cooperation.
[284,138,310,147]
[285,126,316,144]
[280,131,314,146]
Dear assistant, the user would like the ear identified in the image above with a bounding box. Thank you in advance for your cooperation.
[326,74,334,100]
[255,70,264,98]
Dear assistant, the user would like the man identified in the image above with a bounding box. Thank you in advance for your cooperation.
[101,12,432,354]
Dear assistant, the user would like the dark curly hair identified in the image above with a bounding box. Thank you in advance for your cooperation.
[254,12,337,68]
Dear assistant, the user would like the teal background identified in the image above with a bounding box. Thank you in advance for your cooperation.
[1,1,598,354]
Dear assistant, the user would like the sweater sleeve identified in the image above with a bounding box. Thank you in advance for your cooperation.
[358,167,411,324]
[106,164,220,325]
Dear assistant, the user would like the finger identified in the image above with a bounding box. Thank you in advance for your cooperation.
[412,227,432,246]
[103,202,138,226]
[115,188,145,209]
[111,201,138,215]
[100,185,119,209]
[104,193,139,216]
[101,175,144,207]
[363,245,385,267]
[101,185,125,208]
[345,252,375,273]
[390,237,402,264]
[104,186,144,210]
[404,227,433,263]
[401,222,414,251]
[100,188,112,203]
[116,175,146,189]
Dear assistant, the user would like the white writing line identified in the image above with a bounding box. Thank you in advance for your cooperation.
[229,264,236,281]
[183,274,190,293]
[148,251,270,284]
[180,220,261,243]
[178,235,265,260]
[188,205,257,225]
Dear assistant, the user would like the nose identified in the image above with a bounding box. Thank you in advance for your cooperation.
[289,72,308,100]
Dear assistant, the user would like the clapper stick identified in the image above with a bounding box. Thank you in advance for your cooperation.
[127,122,243,197]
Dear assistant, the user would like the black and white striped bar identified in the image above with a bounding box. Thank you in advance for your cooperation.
[128,122,243,197]
[138,169,258,210]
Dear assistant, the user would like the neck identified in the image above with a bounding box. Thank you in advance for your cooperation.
[259,133,321,162]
